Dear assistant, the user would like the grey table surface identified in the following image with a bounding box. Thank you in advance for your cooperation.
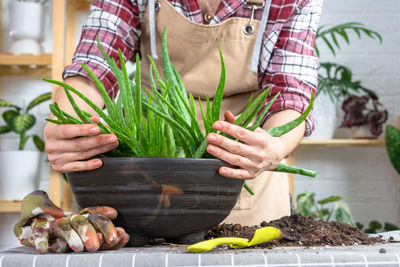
[2,243,400,267]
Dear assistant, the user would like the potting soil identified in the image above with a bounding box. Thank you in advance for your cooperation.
[205,214,384,247]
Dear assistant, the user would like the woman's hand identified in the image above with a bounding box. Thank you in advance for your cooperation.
[205,111,286,179]
[44,116,119,173]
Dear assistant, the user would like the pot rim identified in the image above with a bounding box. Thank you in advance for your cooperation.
[98,157,224,162]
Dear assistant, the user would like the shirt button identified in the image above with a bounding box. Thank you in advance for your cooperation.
[204,13,213,23]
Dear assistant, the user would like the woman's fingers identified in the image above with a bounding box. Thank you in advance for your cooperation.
[47,134,117,153]
[219,166,253,179]
[206,133,255,159]
[45,123,100,140]
[224,110,236,123]
[211,121,260,145]
[48,136,118,172]
[44,121,119,173]
[206,144,259,176]
[50,141,117,167]
[54,159,103,173]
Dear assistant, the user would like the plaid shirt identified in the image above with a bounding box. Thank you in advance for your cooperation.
[64,0,322,136]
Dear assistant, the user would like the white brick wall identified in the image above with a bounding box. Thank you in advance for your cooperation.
[296,0,400,226]
[0,0,399,249]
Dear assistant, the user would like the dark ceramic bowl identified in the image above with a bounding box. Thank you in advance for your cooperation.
[67,157,244,246]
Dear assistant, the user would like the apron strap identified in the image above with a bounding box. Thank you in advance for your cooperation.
[250,0,271,73]
[149,0,158,59]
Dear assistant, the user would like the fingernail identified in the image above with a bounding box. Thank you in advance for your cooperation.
[207,144,216,153]
[93,159,102,167]
[207,134,216,142]
[213,122,222,129]
[90,126,99,134]
[107,136,116,143]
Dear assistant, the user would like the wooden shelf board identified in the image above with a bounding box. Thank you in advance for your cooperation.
[0,200,21,213]
[0,53,52,66]
[0,65,51,77]
[300,139,385,147]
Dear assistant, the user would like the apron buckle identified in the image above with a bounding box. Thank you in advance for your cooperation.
[243,0,265,35]
[155,1,161,12]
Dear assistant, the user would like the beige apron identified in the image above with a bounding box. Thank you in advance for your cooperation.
[140,0,290,225]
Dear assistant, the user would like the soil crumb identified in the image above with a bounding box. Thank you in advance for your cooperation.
[205,214,384,247]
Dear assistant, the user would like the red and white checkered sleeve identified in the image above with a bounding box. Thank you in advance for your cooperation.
[258,0,323,136]
[63,0,140,99]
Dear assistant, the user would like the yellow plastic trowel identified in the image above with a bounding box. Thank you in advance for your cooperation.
[187,226,282,253]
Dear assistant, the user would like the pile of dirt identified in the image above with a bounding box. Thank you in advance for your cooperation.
[205,214,384,247]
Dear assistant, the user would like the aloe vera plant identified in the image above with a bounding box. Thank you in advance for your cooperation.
[45,29,316,194]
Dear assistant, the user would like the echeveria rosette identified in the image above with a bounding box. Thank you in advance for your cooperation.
[44,28,317,195]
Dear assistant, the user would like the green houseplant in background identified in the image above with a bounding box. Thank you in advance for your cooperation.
[296,192,400,233]
[0,92,51,150]
[386,125,400,175]
[311,22,385,139]
[0,92,51,200]
[44,29,317,195]
[296,192,355,226]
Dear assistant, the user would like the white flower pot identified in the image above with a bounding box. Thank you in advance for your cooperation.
[350,125,377,139]
[0,151,42,200]
[9,2,43,55]
[307,92,337,139]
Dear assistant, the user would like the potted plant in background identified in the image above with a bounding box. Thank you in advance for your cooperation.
[386,124,400,175]
[0,92,51,200]
[310,22,383,139]
[339,92,388,138]
[8,0,49,55]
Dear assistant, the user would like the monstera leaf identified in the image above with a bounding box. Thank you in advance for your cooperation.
[9,114,36,134]
[386,125,400,175]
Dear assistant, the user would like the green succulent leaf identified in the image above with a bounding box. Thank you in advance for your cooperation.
[9,114,36,134]
[266,91,315,137]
